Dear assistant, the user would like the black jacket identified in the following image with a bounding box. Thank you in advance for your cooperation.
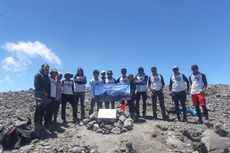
[129,80,136,97]
[34,71,50,96]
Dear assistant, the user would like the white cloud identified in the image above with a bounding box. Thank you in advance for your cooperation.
[0,75,13,84]
[2,56,29,72]
[2,41,62,73]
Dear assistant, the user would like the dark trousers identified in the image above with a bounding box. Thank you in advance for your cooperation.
[44,98,55,124]
[53,99,61,122]
[61,94,77,121]
[152,90,166,116]
[136,92,147,116]
[105,101,115,109]
[195,99,209,120]
[34,105,45,125]
[89,97,102,115]
[128,95,136,115]
[172,91,187,120]
[74,92,85,119]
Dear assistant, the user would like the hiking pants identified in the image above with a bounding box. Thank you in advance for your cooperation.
[136,92,147,116]
[172,91,187,120]
[152,90,166,117]
[61,94,77,121]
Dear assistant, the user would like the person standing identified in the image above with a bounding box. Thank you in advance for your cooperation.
[169,66,190,122]
[148,67,166,120]
[53,73,62,124]
[135,67,148,117]
[61,72,77,123]
[127,74,136,117]
[189,65,208,124]
[100,70,107,108]
[47,68,58,126]
[117,68,129,84]
[34,64,51,127]
[105,70,116,109]
[117,68,129,111]
[101,70,106,84]
[74,68,87,120]
[89,70,103,115]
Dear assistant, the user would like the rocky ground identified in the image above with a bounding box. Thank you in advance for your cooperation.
[0,85,230,153]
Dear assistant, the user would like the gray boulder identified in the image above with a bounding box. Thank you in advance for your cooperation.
[111,127,121,134]
[72,146,81,153]
[82,118,90,125]
[119,115,126,123]
[93,124,100,131]
[86,121,96,130]
[155,123,169,131]
[201,130,229,153]
[165,135,186,150]
[123,118,133,131]
[89,112,98,121]
[96,128,103,133]
[215,124,229,137]
[181,128,203,142]
[114,121,123,128]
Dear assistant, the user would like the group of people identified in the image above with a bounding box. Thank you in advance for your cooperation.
[34,64,87,128]
[34,64,209,129]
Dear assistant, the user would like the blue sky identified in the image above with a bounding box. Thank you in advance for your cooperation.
[0,0,230,91]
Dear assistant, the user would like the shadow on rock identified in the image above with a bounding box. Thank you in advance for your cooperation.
[133,118,146,124]
[32,123,66,140]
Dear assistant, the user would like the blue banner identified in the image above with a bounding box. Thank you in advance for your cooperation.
[94,84,130,101]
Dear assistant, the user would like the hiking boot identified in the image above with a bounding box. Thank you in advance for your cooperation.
[162,114,168,121]
[204,116,209,121]
[73,117,80,124]
[34,123,45,131]
[195,119,203,124]
[177,115,181,122]
[33,124,46,138]
[182,118,188,122]
[81,116,85,120]
[44,122,52,129]
[142,112,146,118]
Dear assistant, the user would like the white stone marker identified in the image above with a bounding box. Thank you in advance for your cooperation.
[97,109,117,119]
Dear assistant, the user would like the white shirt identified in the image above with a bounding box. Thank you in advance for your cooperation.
[50,77,57,98]
[190,73,205,94]
[74,76,86,92]
[105,78,116,84]
[171,74,187,92]
[149,74,163,91]
[136,74,148,92]
[62,80,74,95]
[118,76,129,84]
